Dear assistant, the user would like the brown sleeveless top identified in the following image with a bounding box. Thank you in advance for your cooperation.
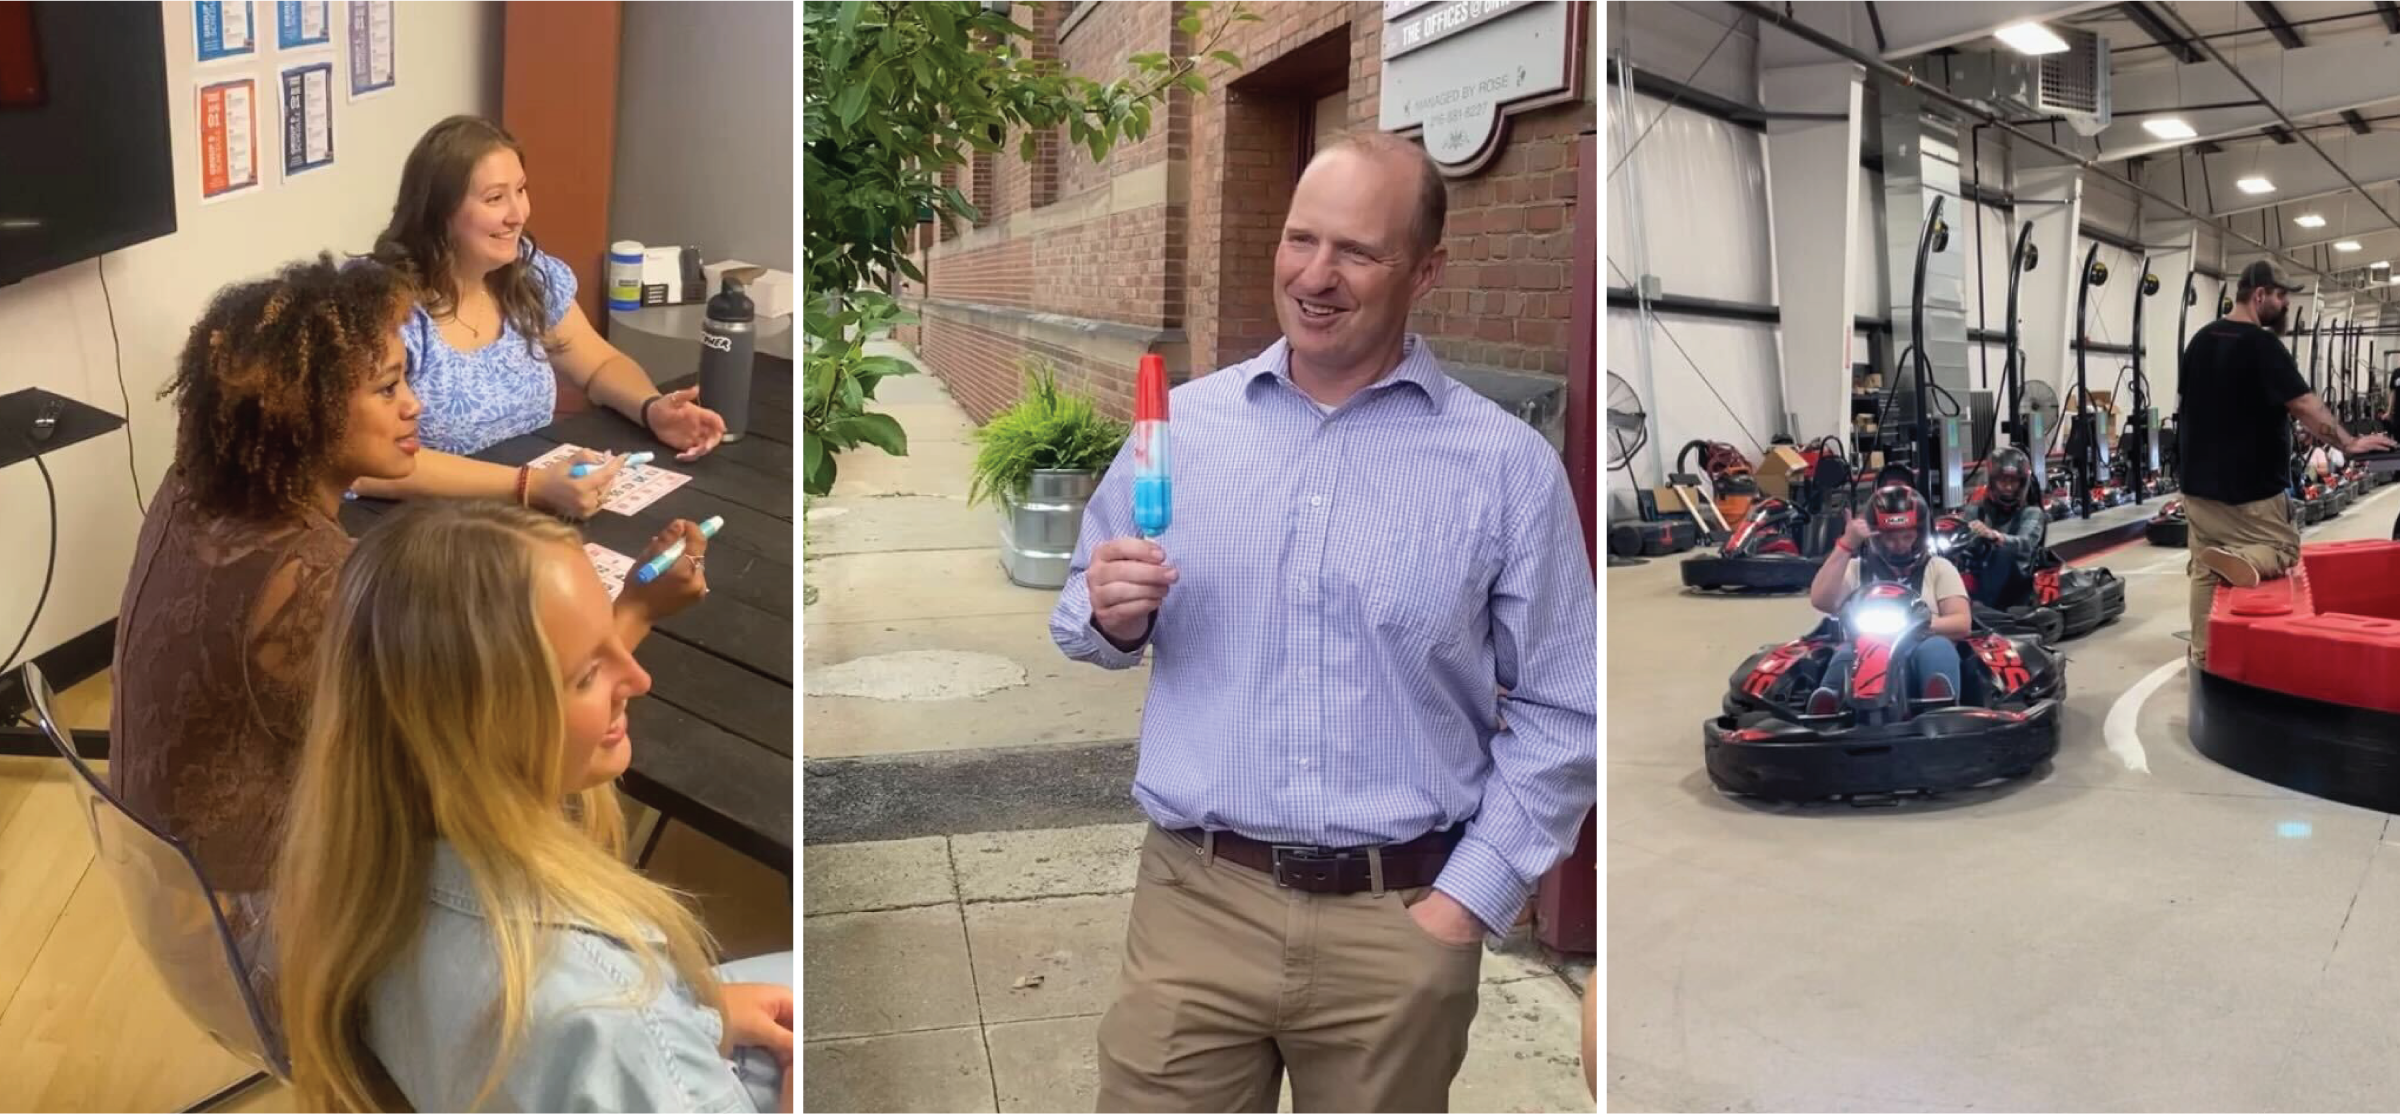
[109,473,352,892]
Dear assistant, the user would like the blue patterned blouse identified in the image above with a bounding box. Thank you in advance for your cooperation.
[400,244,577,456]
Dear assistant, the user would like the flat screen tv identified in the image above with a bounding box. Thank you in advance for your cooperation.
[0,4,177,288]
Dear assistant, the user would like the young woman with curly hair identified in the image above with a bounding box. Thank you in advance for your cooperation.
[352,115,724,507]
[109,254,712,990]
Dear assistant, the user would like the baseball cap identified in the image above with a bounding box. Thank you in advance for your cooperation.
[2237,260,2306,296]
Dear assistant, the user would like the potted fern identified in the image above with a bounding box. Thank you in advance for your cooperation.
[970,359,1130,589]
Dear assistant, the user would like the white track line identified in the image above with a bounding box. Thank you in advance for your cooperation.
[2123,552,2188,576]
[2103,657,2184,774]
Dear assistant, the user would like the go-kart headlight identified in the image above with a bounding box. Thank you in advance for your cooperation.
[1851,602,1909,636]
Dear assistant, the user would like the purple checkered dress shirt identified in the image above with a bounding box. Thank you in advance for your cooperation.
[1051,335,1598,933]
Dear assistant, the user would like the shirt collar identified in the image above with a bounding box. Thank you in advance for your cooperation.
[424,840,670,944]
[1245,333,1449,415]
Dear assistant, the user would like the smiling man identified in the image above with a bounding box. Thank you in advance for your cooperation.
[1049,133,1598,1112]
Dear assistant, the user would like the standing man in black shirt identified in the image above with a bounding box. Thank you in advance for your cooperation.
[2177,261,2396,666]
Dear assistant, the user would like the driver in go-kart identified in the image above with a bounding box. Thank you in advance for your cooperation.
[1955,446,2049,608]
[1805,483,1972,714]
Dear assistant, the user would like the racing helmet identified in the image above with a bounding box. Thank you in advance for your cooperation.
[1984,446,2033,514]
[1862,484,1932,582]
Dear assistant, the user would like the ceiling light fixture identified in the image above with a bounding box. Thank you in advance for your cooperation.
[2336,240,2364,252]
[2237,177,2276,195]
[1995,21,2070,55]
[2143,118,2197,140]
[2296,214,2328,228]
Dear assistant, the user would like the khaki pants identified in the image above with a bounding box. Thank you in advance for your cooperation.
[1095,826,1483,1113]
[2184,491,2300,666]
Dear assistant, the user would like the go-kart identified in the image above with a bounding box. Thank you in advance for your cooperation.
[2294,477,2331,524]
[1704,582,2065,803]
[2294,449,2351,521]
[1681,451,1857,594]
[1930,512,2127,644]
[2041,472,2077,520]
[2146,499,2188,547]
[1678,497,1819,592]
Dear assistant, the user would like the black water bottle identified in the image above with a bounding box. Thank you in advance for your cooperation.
[699,277,757,442]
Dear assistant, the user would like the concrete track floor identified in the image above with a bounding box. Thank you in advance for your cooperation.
[1607,483,2400,1112]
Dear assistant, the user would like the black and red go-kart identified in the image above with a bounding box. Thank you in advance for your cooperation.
[1703,581,2065,803]
[1677,496,1818,593]
[2146,499,2188,548]
[1681,447,1857,594]
[1929,513,2128,644]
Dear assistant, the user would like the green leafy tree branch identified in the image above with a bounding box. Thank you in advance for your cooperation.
[800,0,1255,496]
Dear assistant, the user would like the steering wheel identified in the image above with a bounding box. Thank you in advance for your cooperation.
[1934,517,1994,561]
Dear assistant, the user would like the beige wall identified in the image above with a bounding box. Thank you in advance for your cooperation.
[0,1,501,664]
[609,0,794,273]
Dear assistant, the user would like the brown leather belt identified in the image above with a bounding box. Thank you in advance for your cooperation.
[1168,826,1464,895]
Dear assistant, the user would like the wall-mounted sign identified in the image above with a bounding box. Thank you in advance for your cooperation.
[1379,0,1585,177]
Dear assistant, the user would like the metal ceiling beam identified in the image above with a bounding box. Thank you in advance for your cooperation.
[2345,109,2376,135]
[1863,0,2115,58]
[2245,1,2304,49]
[2073,34,2400,160]
[2379,1,2400,34]
[2193,127,2400,218]
[2230,225,2400,268]
[2266,125,2298,144]
[1727,1,2325,277]
[2249,191,2400,250]
[2119,1,2201,63]
[1755,1,2112,66]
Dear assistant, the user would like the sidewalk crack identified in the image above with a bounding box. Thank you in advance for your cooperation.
[949,836,1002,1112]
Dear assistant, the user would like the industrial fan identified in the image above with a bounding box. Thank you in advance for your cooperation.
[1607,372,1652,567]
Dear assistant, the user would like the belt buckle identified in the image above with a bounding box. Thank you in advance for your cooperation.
[1270,844,1335,889]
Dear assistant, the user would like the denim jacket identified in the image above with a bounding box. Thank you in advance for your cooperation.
[367,843,772,1112]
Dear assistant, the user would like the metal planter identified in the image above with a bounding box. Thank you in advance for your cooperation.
[1000,468,1098,589]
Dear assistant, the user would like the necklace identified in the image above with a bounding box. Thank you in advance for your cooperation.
[440,291,492,339]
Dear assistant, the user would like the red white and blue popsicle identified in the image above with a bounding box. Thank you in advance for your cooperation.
[1132,354,1171,538]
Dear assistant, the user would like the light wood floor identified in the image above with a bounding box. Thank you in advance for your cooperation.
[0,673,793,1111]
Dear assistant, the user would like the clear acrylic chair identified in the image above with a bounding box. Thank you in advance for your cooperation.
[21,663,286,1111]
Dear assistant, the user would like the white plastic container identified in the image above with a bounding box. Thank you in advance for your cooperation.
[608,241,643,311]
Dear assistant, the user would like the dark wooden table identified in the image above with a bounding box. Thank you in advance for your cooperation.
[340,358,795,874]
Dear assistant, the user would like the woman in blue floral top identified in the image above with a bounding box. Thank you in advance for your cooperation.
[354,116,727,518]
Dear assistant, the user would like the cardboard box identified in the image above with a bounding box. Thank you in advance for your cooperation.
[702,260,794,319]
[639,247,700,306]
[1756,445,1810,499]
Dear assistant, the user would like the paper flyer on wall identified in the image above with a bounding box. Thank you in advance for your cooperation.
[280,61,334,178]
[197,77,262,203]
[194,0,258,63]
[277,0,331,50]
[346,0,396,101]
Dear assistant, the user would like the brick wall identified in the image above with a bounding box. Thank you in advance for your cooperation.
[903,1,1592,423]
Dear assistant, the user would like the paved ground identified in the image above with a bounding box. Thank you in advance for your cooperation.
[803,823,1594,1114]
[804,344,1594,1112]
[803,343,1150,761]
[1607,482,2400,1112]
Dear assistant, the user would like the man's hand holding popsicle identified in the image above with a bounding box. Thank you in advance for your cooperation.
[1090,355,1174,650]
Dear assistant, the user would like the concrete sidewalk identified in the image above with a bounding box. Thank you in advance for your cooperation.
[803,341,1150,760]
[802,822,1594,1113]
